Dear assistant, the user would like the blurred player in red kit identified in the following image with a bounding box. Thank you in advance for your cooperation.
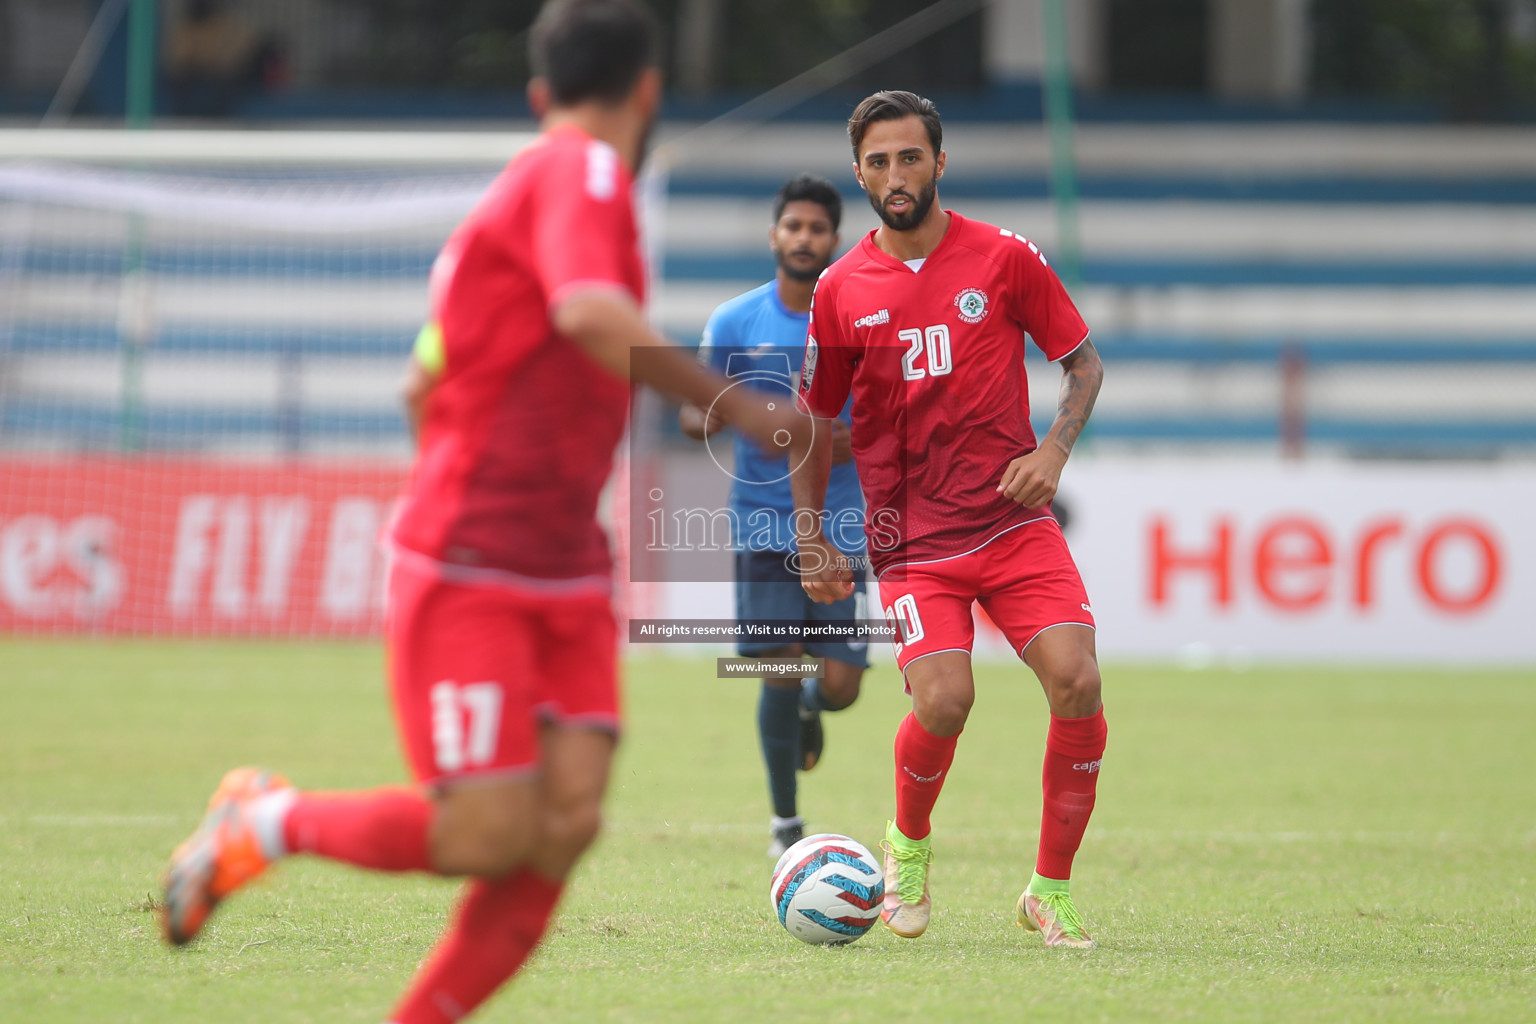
[792,90,1107,948]
[157,2,801,1020]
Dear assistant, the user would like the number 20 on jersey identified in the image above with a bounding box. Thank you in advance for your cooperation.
[898,325,952,381]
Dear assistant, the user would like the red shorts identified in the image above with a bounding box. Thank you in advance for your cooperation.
[876,517,1094,674]
[386,559,620,786]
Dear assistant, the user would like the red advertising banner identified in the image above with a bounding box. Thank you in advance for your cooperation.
[0,459,407,636]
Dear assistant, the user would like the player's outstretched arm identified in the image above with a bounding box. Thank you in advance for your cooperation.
[678,402,724,441]
[789,415,855,604]
[553,288,803,450]
[998,338,1104,508]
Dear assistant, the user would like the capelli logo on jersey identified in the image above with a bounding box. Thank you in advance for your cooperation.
[854,308,890,329]
[954,288,990,324]
[1072,759,1103,773]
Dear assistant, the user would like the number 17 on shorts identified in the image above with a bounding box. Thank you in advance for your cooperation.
[430,680,505,773]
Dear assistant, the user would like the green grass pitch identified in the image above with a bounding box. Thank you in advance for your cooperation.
[2,640,1533,1022]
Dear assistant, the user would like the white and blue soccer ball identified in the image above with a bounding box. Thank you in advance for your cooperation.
[769,833,884,944]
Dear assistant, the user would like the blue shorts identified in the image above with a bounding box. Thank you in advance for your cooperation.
[734,549,869,668]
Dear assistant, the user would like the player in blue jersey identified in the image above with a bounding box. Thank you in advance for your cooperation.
[681,174,868,857]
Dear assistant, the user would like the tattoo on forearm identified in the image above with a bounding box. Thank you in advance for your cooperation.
[1048,353,1103,458]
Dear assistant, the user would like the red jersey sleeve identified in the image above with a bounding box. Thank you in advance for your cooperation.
[533,138,640,310]
[798,273,858,418]
[1007,234,1089,361]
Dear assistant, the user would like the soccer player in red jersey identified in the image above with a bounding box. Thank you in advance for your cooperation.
[791,91,1108,948]
[157,2,801,1020]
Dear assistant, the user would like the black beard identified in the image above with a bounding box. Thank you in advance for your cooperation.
[869,177,937,232]
[777,252,828,282]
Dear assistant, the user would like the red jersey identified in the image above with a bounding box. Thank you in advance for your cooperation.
[798,211,1088,577]
[391,125,642,588]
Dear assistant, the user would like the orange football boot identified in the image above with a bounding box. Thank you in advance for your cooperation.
[160,767,291,946]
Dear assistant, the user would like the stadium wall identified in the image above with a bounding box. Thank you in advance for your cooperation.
[2,127,1533,662]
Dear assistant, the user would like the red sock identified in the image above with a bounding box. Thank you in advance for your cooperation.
[1036,708,1108,880]
[390,869,564,1024]
[282,787,434,873]
[893,713,959,840]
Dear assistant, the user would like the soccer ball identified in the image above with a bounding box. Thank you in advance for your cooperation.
[769,833,884,944]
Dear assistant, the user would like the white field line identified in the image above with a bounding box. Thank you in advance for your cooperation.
[7,814,179,826]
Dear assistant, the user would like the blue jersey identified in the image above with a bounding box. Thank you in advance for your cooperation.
[700,281,865,556]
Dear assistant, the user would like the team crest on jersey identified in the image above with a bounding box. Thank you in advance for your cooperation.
[801,336,818,391]
[954,288,989,324]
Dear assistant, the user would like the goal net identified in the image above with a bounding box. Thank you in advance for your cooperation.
[0,129,653,637]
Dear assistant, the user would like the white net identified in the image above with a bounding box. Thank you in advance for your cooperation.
[0,135,539,636]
